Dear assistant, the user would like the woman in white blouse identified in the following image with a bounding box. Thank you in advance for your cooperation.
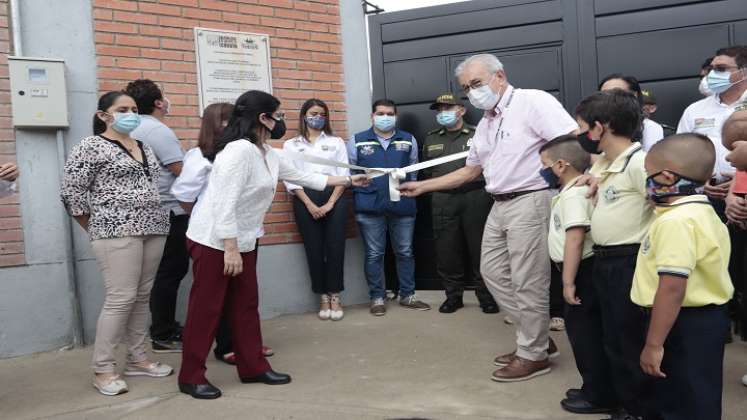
[171,102,274,365]
[283,99,350,321]
[177,90,368,400]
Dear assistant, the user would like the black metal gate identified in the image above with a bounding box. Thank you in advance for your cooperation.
[368,0,747,289]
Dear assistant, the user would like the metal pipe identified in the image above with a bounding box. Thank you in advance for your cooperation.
[57,129,84,347]
[9,0,22,55]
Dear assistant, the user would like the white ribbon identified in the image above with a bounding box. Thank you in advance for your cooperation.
[276,148,469,201]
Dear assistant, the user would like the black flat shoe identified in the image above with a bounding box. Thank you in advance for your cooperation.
[178,382,222,399]
[480,303,500,314]
[565,388,583,399]
[439,299,464,313]
[561,397,616,414]
[241,370,291,385]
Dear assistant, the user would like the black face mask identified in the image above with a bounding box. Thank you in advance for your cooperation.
[268,117,286,139]
[577,130,600,154]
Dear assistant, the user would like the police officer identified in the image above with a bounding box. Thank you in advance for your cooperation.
[422,93,499,314]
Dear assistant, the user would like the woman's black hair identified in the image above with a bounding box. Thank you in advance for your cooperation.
[598,73,644,107]
[207,90,281,162]
[299,98,333,140]
[93,91,129,135]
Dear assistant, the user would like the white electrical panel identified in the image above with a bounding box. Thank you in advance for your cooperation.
[8,57,69,128]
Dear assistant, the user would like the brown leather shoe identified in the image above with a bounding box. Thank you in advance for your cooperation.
[493,350,516,367]
[494,338,559,367]
[491,356,551,382]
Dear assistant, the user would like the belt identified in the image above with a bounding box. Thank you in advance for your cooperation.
[491,188,549,202]
[592,244,640,258]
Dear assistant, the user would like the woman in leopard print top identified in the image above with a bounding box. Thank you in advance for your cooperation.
[60,91,173,396]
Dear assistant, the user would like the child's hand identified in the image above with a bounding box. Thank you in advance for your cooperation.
[640,343,666,378]
[563,284,581,305]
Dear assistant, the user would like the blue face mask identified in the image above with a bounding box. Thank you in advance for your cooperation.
[305,115,326,130]
[111,112,141,134]
[706,69,744,94]
[646,171,704,204]
[373,115,396,132]
[539,163,560,189]
[436,111,459,127]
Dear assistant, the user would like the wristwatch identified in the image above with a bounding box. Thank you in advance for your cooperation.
[345,176,352,187]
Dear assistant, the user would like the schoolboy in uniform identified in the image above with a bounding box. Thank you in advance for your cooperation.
[634,134,733,419]
[539,136,617,415]
[574,90,655,420]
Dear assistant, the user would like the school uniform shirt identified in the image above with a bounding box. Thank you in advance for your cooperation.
[282,133,350,192]
[465,85,579,194]
[186,140,327,252]
[677,90,747,182]
[631,195,734,307]
[641,118,664,151]
[172,147,265,238]
[131,115,185,215]
[548,176,595,263]
[590,143,654,246]
[0,179,16,198]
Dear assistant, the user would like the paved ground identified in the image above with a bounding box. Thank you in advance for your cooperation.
[2,291,746,420]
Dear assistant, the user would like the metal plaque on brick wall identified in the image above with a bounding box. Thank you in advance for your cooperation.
[194,27,272,115]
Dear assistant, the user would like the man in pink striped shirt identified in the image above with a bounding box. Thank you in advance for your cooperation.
[401,54,578,382]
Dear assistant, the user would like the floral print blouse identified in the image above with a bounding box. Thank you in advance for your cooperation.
[60,135,170,240]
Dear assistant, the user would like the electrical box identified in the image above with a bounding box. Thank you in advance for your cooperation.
[8,57,69,128]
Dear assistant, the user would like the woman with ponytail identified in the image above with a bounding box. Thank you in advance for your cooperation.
[61,91,173,396]
[177,90,369,399]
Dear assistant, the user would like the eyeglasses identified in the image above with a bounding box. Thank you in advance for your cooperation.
[461,74,496,94]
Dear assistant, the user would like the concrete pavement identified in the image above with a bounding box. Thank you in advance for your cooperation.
[1,291,746,420]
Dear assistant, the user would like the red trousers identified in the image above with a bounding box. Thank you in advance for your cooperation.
[178,240,271,384]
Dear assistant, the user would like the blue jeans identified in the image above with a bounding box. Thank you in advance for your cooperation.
[355,213,416,300]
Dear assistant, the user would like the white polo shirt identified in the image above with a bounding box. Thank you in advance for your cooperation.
[677,90,747,182]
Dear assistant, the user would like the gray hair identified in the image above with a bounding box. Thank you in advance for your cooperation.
[454,54,504,78]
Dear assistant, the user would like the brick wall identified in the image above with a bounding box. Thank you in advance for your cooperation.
[92,0,347,246]
[0,0,24,267]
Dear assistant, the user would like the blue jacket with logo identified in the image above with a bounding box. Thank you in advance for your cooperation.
[352,127,417,216]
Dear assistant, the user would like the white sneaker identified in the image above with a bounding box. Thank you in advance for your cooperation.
[124,361,173,378]
[329,294,344,321]
[549,317,566,331]
[742,373,747,387]
[93,374,128,396]
[318,294,331,320]
[504,316,515,325]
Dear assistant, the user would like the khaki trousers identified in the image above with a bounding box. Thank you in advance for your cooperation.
[480,190,552,361]
[90,235,166,373]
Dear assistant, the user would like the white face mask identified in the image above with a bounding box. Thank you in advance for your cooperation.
[699,76,713,97]
[467,75,500,110]
[162,97,171,115]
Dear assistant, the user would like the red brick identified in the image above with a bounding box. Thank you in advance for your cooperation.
[275,8,308,20]
[258,234,290,245]
[183,8,221,21]
[199,0,237,11]
[260,17,295,29]
[93,20,138,34]
[97,45,141,58]
[309,32,339,43]
[222,12,260,25]
[274,48,311,60]
[93,0,138,11]
[311,52,341,63]
[0,241,23,254]
[275,69,312,80]
[308,13,338,25]
[296,21,328,33]
[117,57,162,70]
[264,213,292,223]
[140,25,183,38]
[0,217,20,229]
[258,0,292,8]
[93,8,114,20]
[295,1,327,13]
[0,253,25,267]
[137,3,181,16]
[275,28,310,41]
[96,33,115,44]
[98,68,143,80]
[0,229,22,242]
[116,34,160,48]
[199,21,238,31]
[238,4,274,16]
[158,16,197,28]
[141,48,184,60]
[270,58,296,69]
[296,40,329,52]
[159,0,199,6]
[312,71,343,82]
[271,38,295,49]
[161,38,194,51]
[113,11,158,24]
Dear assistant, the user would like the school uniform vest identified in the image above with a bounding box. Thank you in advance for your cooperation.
[353,127,417,216]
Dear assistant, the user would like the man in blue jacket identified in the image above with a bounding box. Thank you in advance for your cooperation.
[347,99,431,316]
